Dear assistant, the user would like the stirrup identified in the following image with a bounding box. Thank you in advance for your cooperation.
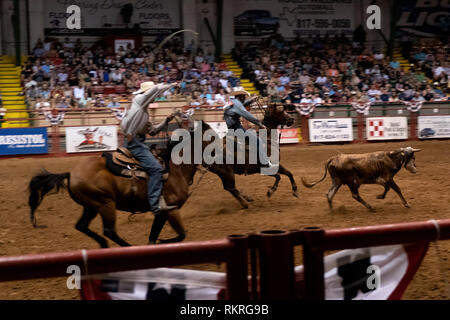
[158,196,177,212]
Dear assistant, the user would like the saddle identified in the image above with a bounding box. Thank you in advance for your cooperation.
[103,147,168,181]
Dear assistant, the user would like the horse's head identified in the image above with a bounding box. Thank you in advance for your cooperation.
[173,109,197,131]
[262,104,294,129]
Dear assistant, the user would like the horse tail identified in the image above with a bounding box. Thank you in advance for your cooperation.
[302,159,332,188]
[28,169,70,228]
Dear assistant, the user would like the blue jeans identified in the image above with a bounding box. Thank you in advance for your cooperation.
[124,138,162,212]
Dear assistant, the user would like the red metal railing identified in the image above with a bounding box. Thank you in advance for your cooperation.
[0,219,448,300]
[0,235,250,300]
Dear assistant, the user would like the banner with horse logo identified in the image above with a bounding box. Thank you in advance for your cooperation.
[65,126,118,153]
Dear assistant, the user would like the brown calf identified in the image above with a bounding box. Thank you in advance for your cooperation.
[302,147,421,212]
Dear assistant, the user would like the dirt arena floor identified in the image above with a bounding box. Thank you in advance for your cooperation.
[0,140,449,300]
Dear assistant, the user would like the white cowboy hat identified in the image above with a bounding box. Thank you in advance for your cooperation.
[133,81,156,95]
[78,127,98,135]
[232,89,250,97]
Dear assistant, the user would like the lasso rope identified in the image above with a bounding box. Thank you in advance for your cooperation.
[154,29,199,54]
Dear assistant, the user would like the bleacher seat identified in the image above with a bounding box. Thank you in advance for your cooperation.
[92,86,104,94]
[104,86,116,95]
[115,85,126,94]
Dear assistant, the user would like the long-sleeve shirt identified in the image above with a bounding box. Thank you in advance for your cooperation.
[223,98,262,130]
[120,83,176,137]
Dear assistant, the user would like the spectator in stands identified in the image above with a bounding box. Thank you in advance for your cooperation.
[34,97,51,111]
[57,68,69,84]
[40,83,51,99]
[73,84,85,100]
[57,97,71,110]
[107,97,121,108]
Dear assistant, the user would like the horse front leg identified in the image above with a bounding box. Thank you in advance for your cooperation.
[267,174,281,198]
[149,211,169,244]
[208,165,249,209]
[159,209,186,243]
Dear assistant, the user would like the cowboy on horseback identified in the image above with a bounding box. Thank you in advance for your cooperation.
[120,81,178,215]
[224,89,274,168]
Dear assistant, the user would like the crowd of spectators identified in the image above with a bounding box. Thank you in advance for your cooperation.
[409,37,450,87]
[233,33,449,107]
[22,36,242,112]
[20,33,450,115]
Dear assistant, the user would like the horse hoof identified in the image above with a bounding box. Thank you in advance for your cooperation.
[368,207,376,213]
[404,203,411,209]
[376,195,384,199]
[267,190,274,198]
[293,191,299,198]
[159,235,185,244]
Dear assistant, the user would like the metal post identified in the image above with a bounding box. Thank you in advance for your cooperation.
[301,115,310,143]
[226,235,249,300]
[248,234,259,300]
[302,227,325,300]
[357,113,364,143]
[12,0,21,66]
[215,0,223,60]
[387,0,398,59]
[25,0,30,54]
[52,125,60,154]
[258,230,295,300]
[410,112,418,140]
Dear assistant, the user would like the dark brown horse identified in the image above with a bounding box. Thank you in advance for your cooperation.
[28,116,208,248]
[206,104,299,209]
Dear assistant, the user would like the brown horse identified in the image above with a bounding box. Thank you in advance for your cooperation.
[28,116,208,248]
[206,104,299,209]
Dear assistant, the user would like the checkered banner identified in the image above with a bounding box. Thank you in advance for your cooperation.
[366,117,408,141]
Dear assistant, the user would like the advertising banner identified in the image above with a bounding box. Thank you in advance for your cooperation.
[66,126,118,153]
[0,128,48,155]
[309,118,353,143]
[278,128,301,144]
[233,0,354,39]
[366,117,408,141]
[418,116,450,139]
[397,0,450,37]
[44,0,181,35]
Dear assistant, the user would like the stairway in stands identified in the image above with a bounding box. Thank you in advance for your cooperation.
[0,56,28,128]
[392,48,410,72]
[392,47,430,83]
[221,54,260,95]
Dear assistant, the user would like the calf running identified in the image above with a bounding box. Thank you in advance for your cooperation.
[302,147,421,212]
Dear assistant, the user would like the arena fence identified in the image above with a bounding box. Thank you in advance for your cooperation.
[0,101,449,157]
[0,218,448,300]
